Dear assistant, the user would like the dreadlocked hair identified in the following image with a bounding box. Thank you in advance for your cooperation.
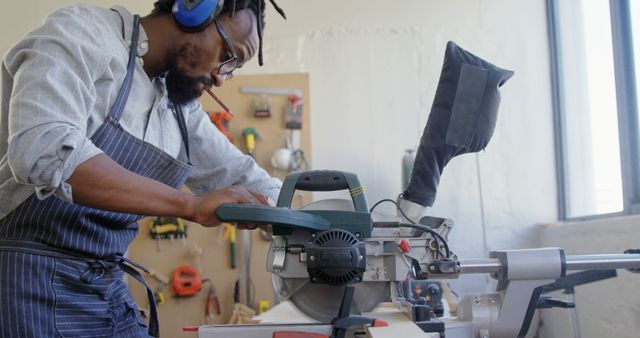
[151,0,286,66]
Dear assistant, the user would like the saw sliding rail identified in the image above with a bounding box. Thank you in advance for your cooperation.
[459,253,640,274]
[429,250,640,338]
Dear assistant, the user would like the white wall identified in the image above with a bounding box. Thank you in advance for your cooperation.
[1,0,557,296]
[0,1,151,51]
[538,216,640,338]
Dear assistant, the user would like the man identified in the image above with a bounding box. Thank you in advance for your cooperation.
[0,0,286,337]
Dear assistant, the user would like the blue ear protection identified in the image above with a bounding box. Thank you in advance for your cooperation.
[172,0,224,32]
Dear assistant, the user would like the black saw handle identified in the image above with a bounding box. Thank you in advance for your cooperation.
[276,170,368,212]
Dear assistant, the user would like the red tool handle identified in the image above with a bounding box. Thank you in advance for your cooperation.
[212,295,220,315]
[372,319,389,327]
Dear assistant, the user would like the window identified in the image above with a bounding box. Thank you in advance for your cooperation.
[548,0,639,219]
[632,1,640,151]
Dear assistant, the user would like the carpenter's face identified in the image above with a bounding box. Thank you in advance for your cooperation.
[166,9,258,104]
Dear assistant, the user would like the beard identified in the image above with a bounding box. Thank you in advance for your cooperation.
[165,57,214,105]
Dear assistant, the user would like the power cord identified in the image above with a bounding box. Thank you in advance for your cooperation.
[369,198,416,223]
[370,199,451,258]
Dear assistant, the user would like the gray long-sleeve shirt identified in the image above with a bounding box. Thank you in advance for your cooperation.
[0,5,281,221]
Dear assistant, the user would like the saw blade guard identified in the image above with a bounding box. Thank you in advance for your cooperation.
[272,273,390,323]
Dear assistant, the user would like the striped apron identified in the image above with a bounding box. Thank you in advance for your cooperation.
[0,15,192,338]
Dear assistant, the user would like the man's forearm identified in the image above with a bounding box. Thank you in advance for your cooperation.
[67,153,195,219]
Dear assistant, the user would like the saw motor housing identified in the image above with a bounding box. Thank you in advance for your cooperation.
[306,228,366,285]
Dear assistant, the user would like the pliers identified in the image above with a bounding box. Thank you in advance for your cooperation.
[205,286,221,319]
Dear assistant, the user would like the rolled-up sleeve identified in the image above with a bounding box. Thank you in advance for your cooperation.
[183,101,282,201]
[4,7,107,202]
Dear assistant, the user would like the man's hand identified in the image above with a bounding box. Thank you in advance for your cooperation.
[189,186,269,227]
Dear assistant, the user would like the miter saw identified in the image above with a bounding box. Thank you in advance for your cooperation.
[219,169,450,322]
[205,171,640,338]
[188,42,640,338]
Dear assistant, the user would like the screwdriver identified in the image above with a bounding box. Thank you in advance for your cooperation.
[229,224,236,269]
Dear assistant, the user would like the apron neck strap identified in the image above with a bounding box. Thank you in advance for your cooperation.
[108,15,141,121]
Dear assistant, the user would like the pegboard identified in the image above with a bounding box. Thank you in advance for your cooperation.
[128,73,311,338]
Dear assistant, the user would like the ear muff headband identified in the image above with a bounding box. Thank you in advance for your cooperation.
[172,0,224,32]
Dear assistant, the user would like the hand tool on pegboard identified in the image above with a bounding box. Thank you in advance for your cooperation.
[205,286,221,321]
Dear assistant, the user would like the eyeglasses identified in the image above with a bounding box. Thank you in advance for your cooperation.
[214,19,238,80]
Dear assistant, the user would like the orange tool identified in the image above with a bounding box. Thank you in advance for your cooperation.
[172,266,202,297]
[208,111,234,142]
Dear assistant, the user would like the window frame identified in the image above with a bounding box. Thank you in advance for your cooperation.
[547,0,640,221]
